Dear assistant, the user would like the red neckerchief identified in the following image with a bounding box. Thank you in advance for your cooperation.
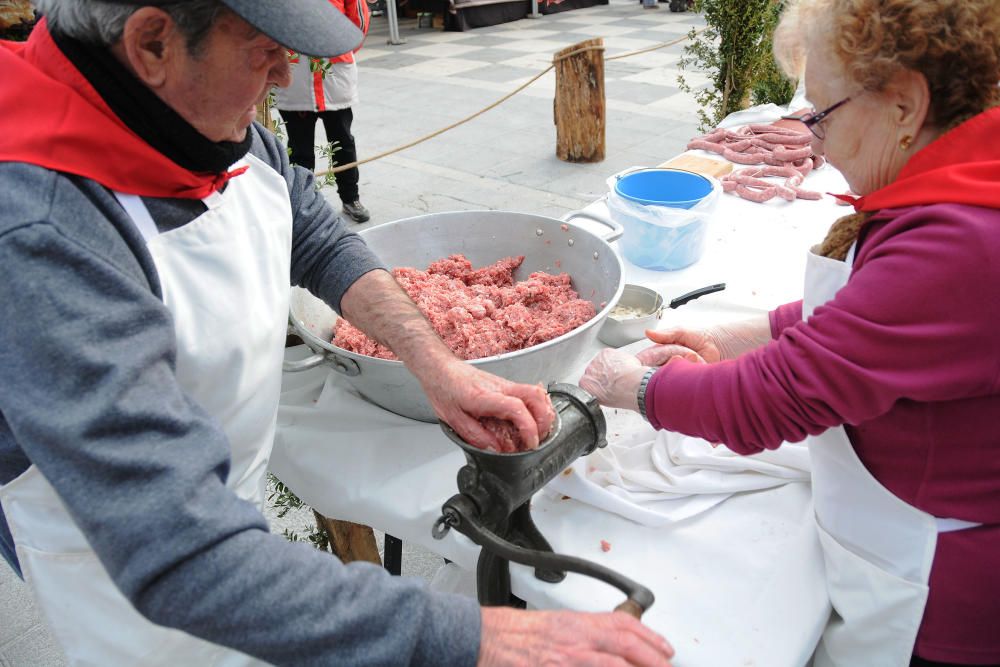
[840,106,1000,212]
[0,20,246,199]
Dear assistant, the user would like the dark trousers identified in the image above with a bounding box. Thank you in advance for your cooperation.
[280,108,360,203]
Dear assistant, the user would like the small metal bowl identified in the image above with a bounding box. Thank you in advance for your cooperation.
[597,284,663,347]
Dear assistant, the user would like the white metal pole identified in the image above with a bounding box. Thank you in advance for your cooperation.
[386,0,406,45]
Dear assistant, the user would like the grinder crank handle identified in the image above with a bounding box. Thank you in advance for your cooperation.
[614,599,644,619]
[436,499,654,618]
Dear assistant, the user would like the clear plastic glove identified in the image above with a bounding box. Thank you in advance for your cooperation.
[421,359,555,452]
[636,328,718,366]
[579,349,655,411]
[637,316,772,367]
[478,606,675,667]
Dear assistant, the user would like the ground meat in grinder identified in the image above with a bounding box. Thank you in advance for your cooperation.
[478,417,531,454]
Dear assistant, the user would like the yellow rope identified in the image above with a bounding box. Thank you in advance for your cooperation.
[317,27,707,176]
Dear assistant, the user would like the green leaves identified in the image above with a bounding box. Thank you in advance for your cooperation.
[678,0,796,132]
[266,473,331,551]
[267,474,304,518]
[308,58,334,78]
[317,141,343,189]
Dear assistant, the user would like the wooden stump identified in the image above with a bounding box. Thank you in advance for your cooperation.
[553,38,605,163]
[313,511,383,566]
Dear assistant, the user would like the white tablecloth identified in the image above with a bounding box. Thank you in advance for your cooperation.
[271,143,851,666]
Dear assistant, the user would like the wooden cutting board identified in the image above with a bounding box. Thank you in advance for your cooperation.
[657,153,734,179]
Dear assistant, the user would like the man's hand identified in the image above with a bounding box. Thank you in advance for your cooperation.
[421,359,555,451]
[339,271,554,450]
[579,349,655,411]
[636,327,718,367]
[478,606,675,667]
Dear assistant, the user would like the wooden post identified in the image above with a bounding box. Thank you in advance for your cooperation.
[553,38,605,163]
[313,511,383,566]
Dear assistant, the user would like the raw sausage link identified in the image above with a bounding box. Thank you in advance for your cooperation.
[725,173,798,202]
[736,184,777,203]
[793,188,823,201]
[752,132,812,145]
[748,124,803,135]
[723,147,766,164]
[687,139,727,155]
[702,129,726,144]
[724,173,777,189]
[727,139,753,152]
[773,145,813,162]
[761,165,800,179]
[749,137,780,151]
[791,157,814,177]
[776,184,798,201]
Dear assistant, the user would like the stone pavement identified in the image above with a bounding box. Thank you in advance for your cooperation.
[0,2,705,663]
[320,0,707,223]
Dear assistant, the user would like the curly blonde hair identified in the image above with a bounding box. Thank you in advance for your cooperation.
[775,0,1000,129]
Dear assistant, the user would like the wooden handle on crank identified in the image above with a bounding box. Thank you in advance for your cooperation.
[614,599,644,619]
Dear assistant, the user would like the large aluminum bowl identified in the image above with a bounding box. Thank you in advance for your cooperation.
[285,210,624,422]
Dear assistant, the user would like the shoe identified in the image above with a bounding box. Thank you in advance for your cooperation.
[342,200,370,223]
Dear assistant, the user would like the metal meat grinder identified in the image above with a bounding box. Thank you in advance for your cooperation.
[432,383,655,618]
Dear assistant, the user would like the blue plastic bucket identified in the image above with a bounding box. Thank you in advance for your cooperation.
[609,169,715,271]
[614,169,713,209]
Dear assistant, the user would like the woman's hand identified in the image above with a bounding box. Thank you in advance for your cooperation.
[421,359,556,451]
[637,316,774,366]
[579,349,654,411]
[636,328,719,367]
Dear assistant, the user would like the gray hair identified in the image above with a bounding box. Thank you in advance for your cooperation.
[34,0,226,53]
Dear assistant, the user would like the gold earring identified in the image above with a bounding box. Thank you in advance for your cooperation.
[899,134,913,151]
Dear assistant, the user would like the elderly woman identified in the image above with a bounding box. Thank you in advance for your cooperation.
[581,1,1000,665]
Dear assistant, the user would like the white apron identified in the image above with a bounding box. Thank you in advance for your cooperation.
[0,154,292,666]
[803,244,980,666]
[275,58,358,112]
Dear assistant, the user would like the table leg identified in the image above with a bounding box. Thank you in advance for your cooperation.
[383,534,403,576]
[313,511,382,566]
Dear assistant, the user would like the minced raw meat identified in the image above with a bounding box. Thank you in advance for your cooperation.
[333,254,596,361]
[478,416,554,453]
[479,417,527,453]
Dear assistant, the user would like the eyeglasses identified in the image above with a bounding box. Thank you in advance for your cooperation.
[781,96,852,140]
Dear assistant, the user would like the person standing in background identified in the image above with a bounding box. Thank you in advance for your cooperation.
[277,0,371,223]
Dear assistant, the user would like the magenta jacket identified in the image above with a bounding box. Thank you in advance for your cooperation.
[644,199,1000,662]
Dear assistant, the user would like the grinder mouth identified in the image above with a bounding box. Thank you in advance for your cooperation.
[440,413,563,457]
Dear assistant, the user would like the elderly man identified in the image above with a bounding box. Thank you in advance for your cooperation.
[0,1,674,665]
